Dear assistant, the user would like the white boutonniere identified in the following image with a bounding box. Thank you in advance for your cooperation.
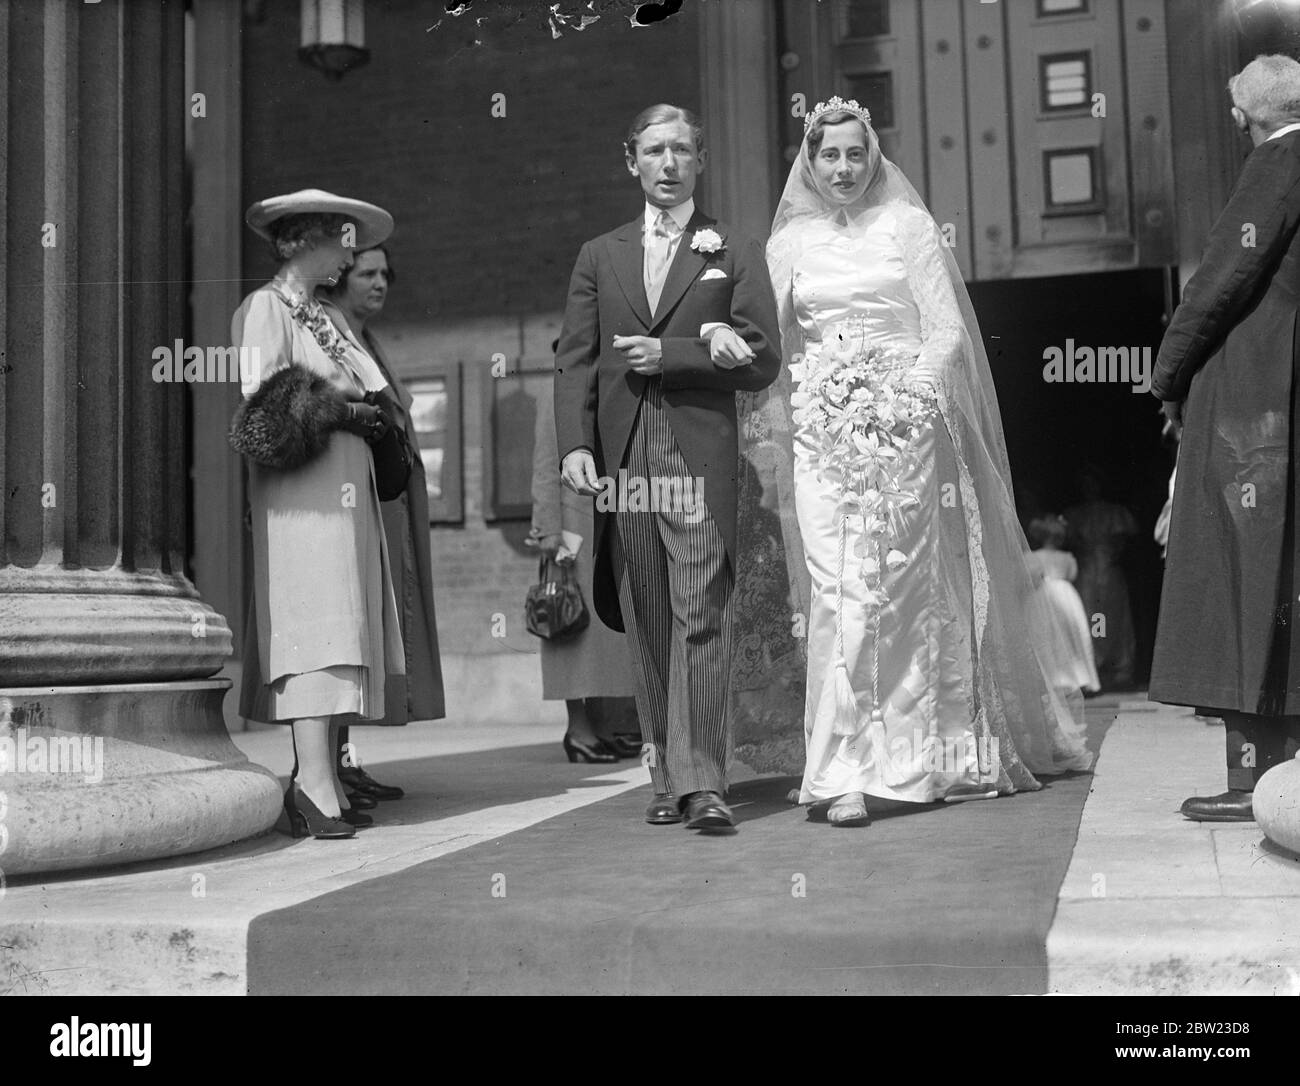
[690,228,725,255]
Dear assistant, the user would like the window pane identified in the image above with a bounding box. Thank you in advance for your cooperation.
[1046,150,1095,206]
[408,379,447,433]
[420,449,444,500]
[1038,0,1088,14]
[1040,51,1091,111]
[409,378,448,504]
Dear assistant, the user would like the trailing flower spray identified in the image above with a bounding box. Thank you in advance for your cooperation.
[790,318,938,770]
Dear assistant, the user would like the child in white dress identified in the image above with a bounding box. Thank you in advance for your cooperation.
[1027,515,1101,696]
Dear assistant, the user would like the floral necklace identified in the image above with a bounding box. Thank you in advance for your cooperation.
[277,283,349,366]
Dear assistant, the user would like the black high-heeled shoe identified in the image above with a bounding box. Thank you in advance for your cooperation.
[282,786,307,837]
[605,733,644,759]
[562,732,619,764]
[287,784,355,839]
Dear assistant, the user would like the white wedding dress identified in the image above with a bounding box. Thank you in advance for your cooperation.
[792,206,998,803]
[786,206,1092,804]
[744,103,1092,803]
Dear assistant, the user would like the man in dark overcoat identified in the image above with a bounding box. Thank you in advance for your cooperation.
[1151,54,1300,821]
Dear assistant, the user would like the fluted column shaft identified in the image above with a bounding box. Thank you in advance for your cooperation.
[0,0,279,877]
[1,0,230,681]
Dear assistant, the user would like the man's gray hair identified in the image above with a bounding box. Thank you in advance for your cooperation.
[1228,54,1300,131]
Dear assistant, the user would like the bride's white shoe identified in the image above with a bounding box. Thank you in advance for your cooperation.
[941,785,999,803]
[827,791,870,826]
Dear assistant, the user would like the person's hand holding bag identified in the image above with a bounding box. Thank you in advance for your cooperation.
[340,399,390,442]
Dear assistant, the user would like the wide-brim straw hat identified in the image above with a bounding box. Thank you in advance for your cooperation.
[244,188,394,248]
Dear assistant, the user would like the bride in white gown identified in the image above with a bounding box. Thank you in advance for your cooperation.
[751,98,1092,825]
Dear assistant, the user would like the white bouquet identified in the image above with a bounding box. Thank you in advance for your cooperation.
[790,320,939,740]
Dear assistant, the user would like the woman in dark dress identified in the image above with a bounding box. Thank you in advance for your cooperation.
[319,245,447,806]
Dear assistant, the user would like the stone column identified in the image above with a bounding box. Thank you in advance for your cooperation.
[698,0,779,243]
[0,0,281,876]
[190,0,250,738]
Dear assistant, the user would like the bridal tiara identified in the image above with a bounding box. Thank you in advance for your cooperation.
[804,95,873,133]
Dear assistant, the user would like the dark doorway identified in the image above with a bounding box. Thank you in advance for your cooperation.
[969,268,1173,688]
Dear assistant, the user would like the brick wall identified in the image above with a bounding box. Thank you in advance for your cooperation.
[240,0,702,322]
[237,0,702,674]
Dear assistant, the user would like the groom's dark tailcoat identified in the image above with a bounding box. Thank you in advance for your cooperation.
[1150,130,1300,744]
[554,207,780,795]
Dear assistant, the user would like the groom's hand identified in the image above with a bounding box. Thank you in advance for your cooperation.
[706,326,755,370]
[612,334,663,375]
[561,449,602,496]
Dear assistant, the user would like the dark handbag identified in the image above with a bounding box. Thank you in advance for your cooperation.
[367,413,414,501]
[525,556,590,640]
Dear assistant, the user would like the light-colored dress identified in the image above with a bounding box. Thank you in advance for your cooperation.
[1028,548,1101,694]
[528,383,638,700]
[235,282,404,723]
[793,206,993,804]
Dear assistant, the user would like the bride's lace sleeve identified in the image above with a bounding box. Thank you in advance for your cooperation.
[895,206,965,405]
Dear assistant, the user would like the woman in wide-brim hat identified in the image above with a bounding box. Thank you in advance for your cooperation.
[233,188,404,840]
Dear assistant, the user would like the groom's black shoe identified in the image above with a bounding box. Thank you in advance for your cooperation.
[645,794,681,824]
[1180,789,1254,822]
[682,790,735,832]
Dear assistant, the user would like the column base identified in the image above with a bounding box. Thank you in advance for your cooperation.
[0,680,282,876]
[1254,759,1300,857]
[0,568,234,685]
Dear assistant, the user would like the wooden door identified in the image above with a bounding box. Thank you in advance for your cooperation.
[776,0,1178,281]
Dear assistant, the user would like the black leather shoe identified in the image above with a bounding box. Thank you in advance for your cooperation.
[340,807,374,828]
[339,765,405,801]
[682,790,735,832]
[344,789,378,810]
[1180,789,1254,822]
[645,793,681,824]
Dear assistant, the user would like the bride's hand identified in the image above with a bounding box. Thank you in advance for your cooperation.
[910,366,939,397]
[708,326,755,370]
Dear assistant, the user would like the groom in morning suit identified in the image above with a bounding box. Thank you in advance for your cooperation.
[554,104,780,831]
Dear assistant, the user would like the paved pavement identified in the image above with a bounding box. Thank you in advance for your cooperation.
[1,698,1297,995]
[1051,700,1300,994]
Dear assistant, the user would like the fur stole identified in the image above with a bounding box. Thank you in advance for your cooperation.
[229,364,348,469]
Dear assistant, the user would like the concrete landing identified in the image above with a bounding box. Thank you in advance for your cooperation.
[2,700,1297,995]
[0,722,649,995]
[1049,701,1300,995]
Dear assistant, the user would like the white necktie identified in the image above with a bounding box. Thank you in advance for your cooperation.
[645,210,677,315]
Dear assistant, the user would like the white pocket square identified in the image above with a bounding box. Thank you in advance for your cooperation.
[700,268,729,281]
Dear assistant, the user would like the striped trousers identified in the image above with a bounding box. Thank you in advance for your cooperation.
[612,379,735,798]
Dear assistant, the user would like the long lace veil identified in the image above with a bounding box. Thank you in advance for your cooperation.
[730,109,1091,783]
